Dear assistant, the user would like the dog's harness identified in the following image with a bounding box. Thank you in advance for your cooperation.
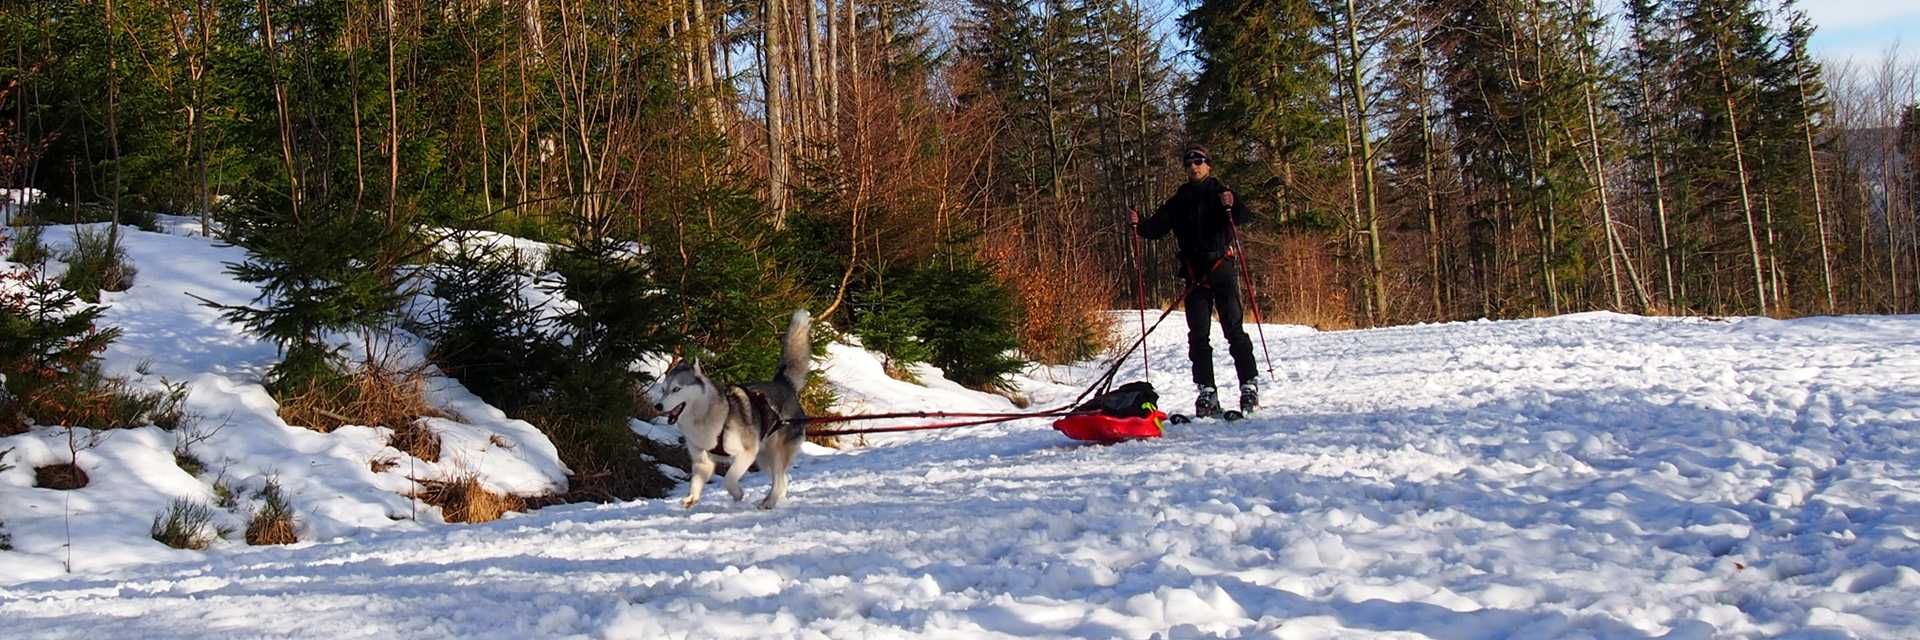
[728,385,784,441]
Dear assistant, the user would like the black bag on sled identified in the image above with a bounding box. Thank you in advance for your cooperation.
[1073,381,1160,418]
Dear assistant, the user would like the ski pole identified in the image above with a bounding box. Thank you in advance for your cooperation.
[1127,209,1150,377]
[1226,213,1276,378]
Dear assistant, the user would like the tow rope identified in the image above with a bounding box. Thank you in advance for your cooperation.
[798,279,1199,439]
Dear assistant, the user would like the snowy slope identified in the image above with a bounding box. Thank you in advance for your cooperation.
[5,306,1918,638]
[0,220,568,581]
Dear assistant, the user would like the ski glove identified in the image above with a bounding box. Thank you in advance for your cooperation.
[1219,190,1235,211]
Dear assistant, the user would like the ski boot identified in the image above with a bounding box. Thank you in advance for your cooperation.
[1227,382,1257,421]
[1194,386,1222,419]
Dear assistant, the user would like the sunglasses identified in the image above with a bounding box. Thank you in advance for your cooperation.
[1185,156,1209,166]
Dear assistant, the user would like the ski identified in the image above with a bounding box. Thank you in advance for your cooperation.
[1166,410,1246,425]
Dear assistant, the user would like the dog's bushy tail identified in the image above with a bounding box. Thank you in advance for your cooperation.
[776,309,812,391]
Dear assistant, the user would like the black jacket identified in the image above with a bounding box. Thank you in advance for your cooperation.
[1138,176,1252,274]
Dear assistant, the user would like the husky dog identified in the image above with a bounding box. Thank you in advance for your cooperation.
[648,309,812,509]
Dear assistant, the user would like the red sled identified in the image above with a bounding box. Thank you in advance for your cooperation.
[1053,410,1167,444]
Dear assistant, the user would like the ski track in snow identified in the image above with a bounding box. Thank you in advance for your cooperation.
[3,223,1920,638]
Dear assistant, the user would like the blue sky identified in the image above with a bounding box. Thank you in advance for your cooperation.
[1804,1,1920,64]
[1134,1,1918,66]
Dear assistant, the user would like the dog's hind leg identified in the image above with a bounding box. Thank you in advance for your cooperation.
[722,447,753,502]
[756,438,797,510]
[683,447,716,509]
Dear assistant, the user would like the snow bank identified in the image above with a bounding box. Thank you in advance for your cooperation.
[1,220,569,582]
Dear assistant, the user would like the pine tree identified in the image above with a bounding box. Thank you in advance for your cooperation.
[1182,0,1337,226]
[1674,0,1774,313]
[1622,0,1682,308]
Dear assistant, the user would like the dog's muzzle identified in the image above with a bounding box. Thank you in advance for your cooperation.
[660,402,686,425]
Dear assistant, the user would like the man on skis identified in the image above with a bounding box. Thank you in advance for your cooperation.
[1131,145,1259,419]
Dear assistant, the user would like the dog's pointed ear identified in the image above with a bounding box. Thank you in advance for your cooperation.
[691,359,704,376]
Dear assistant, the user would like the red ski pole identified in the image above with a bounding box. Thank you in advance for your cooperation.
[1127,209,1150,377]
[1226,214,1275,378]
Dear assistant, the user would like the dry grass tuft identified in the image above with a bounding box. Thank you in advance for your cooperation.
[244,480,298,545]
[387,421,442,462]
[34,462,88,490]
[276,362,441,434]
[370,456,400,474]
[414,475,523,524]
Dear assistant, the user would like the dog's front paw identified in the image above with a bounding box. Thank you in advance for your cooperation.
[756,496,778,510]
[728,486,745,502]
[681,495,700,509]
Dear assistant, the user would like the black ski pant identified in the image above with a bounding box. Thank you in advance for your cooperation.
[1184,258,1257,389]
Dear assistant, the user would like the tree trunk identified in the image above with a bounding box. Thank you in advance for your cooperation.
[1797,58,1836,312]
[1333,35,1367,324]
[763,0,790,225]
[1417,41,1444,320]
[825,0,838,135]
[1576,18,1624,311]
[258,0,300,220]
[1345,0,1387,324]
[1711,34,1768,314]
[693,0,719,130]
[386,0,402,226]
[1641,75,1677,308]
[806,0,824,156]
[104,0,122,249]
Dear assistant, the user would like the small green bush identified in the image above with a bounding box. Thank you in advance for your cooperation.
[853,284,932,373]
[898,257,1025,390]
[0,269,122,429]
[60,226,137,302]
[8,224,50,265]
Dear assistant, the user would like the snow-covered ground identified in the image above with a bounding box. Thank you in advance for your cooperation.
[4,221,1918,640]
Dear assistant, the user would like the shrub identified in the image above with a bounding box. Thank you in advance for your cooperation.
[415,475,522,524]
[8,224,50,265]
[426,237,683,502]
[212,480,237,510]
[171,421,222,476]
[150,499,219,550]
[982,239,1114,365]
[388,422,441,463]
[898,257,1026,390]
[520,410,681,503]
[853,283,932,377]
[644,227,815,386]
[210,191,409,394]
[424,239,564,413]
[59,226,137,302]
[0,269,119,428]
[10,365,187,431]
[245,480,298,545]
